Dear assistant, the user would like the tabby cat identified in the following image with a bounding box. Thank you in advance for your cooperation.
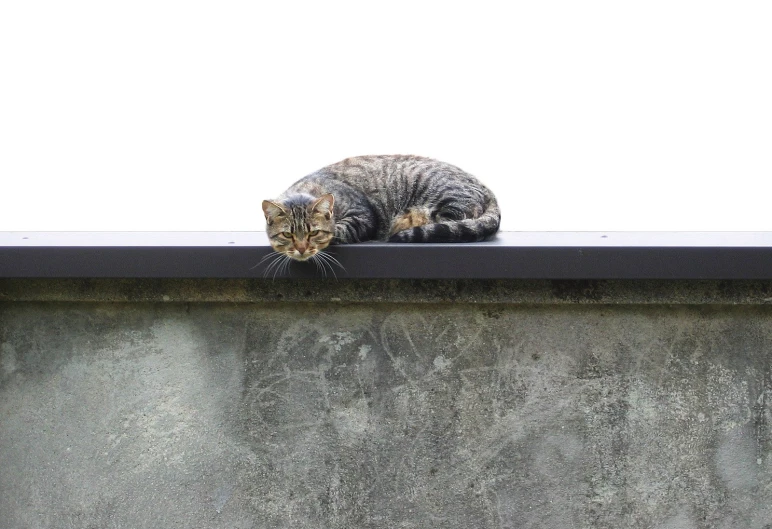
[261,155,500,266]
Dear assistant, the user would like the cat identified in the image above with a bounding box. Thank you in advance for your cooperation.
[261,155,500,267]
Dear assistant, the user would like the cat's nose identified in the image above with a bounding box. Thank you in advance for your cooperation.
[296,246,307,255]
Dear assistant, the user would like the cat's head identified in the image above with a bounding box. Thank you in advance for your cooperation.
[261,193,335,261]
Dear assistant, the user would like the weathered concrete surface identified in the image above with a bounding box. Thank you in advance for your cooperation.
[4,278,772,304]
[1,299,771,528]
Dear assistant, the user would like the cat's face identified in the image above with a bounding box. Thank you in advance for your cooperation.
[262,193,335,261]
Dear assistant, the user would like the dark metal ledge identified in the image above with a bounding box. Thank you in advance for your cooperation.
[2,231,772,279]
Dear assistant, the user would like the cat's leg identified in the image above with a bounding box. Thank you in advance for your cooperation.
[388,207,432,236]
[388,199,491,243]
[333,210,377,243]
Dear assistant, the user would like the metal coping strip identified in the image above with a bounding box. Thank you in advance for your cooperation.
[2,231,772,279]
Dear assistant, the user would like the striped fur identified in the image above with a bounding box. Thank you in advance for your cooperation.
[263,155,500,260]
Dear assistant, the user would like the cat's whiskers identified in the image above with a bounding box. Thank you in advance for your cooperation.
[259,252,292,279]
[310,253,327,278]
[311,253,335,279]
[317,250,345,272]
[261,254,283,278]
[278,253,293,279]
[261,253,283,277]
[313,250,345,279]
[251,250,282,271]
[253,247,343,280]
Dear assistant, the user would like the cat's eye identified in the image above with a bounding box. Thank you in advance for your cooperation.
[281,231,293,238]
[309,230,320,236]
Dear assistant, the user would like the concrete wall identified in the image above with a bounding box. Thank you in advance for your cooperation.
[1,279,771,528]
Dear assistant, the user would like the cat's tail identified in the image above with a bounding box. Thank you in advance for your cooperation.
[388,193,501,243]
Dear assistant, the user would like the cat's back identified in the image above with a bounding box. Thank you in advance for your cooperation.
[318,153,481,191]
[324,154,436,182]
[296,154,495,210]
[330,154,431,169]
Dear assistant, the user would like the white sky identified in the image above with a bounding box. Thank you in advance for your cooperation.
[1,1,770,232]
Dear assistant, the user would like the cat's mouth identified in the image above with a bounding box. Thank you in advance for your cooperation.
[288,250,315,262]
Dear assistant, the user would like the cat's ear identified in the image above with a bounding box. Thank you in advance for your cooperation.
[262,200,287,222]
[311,193,335,220]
